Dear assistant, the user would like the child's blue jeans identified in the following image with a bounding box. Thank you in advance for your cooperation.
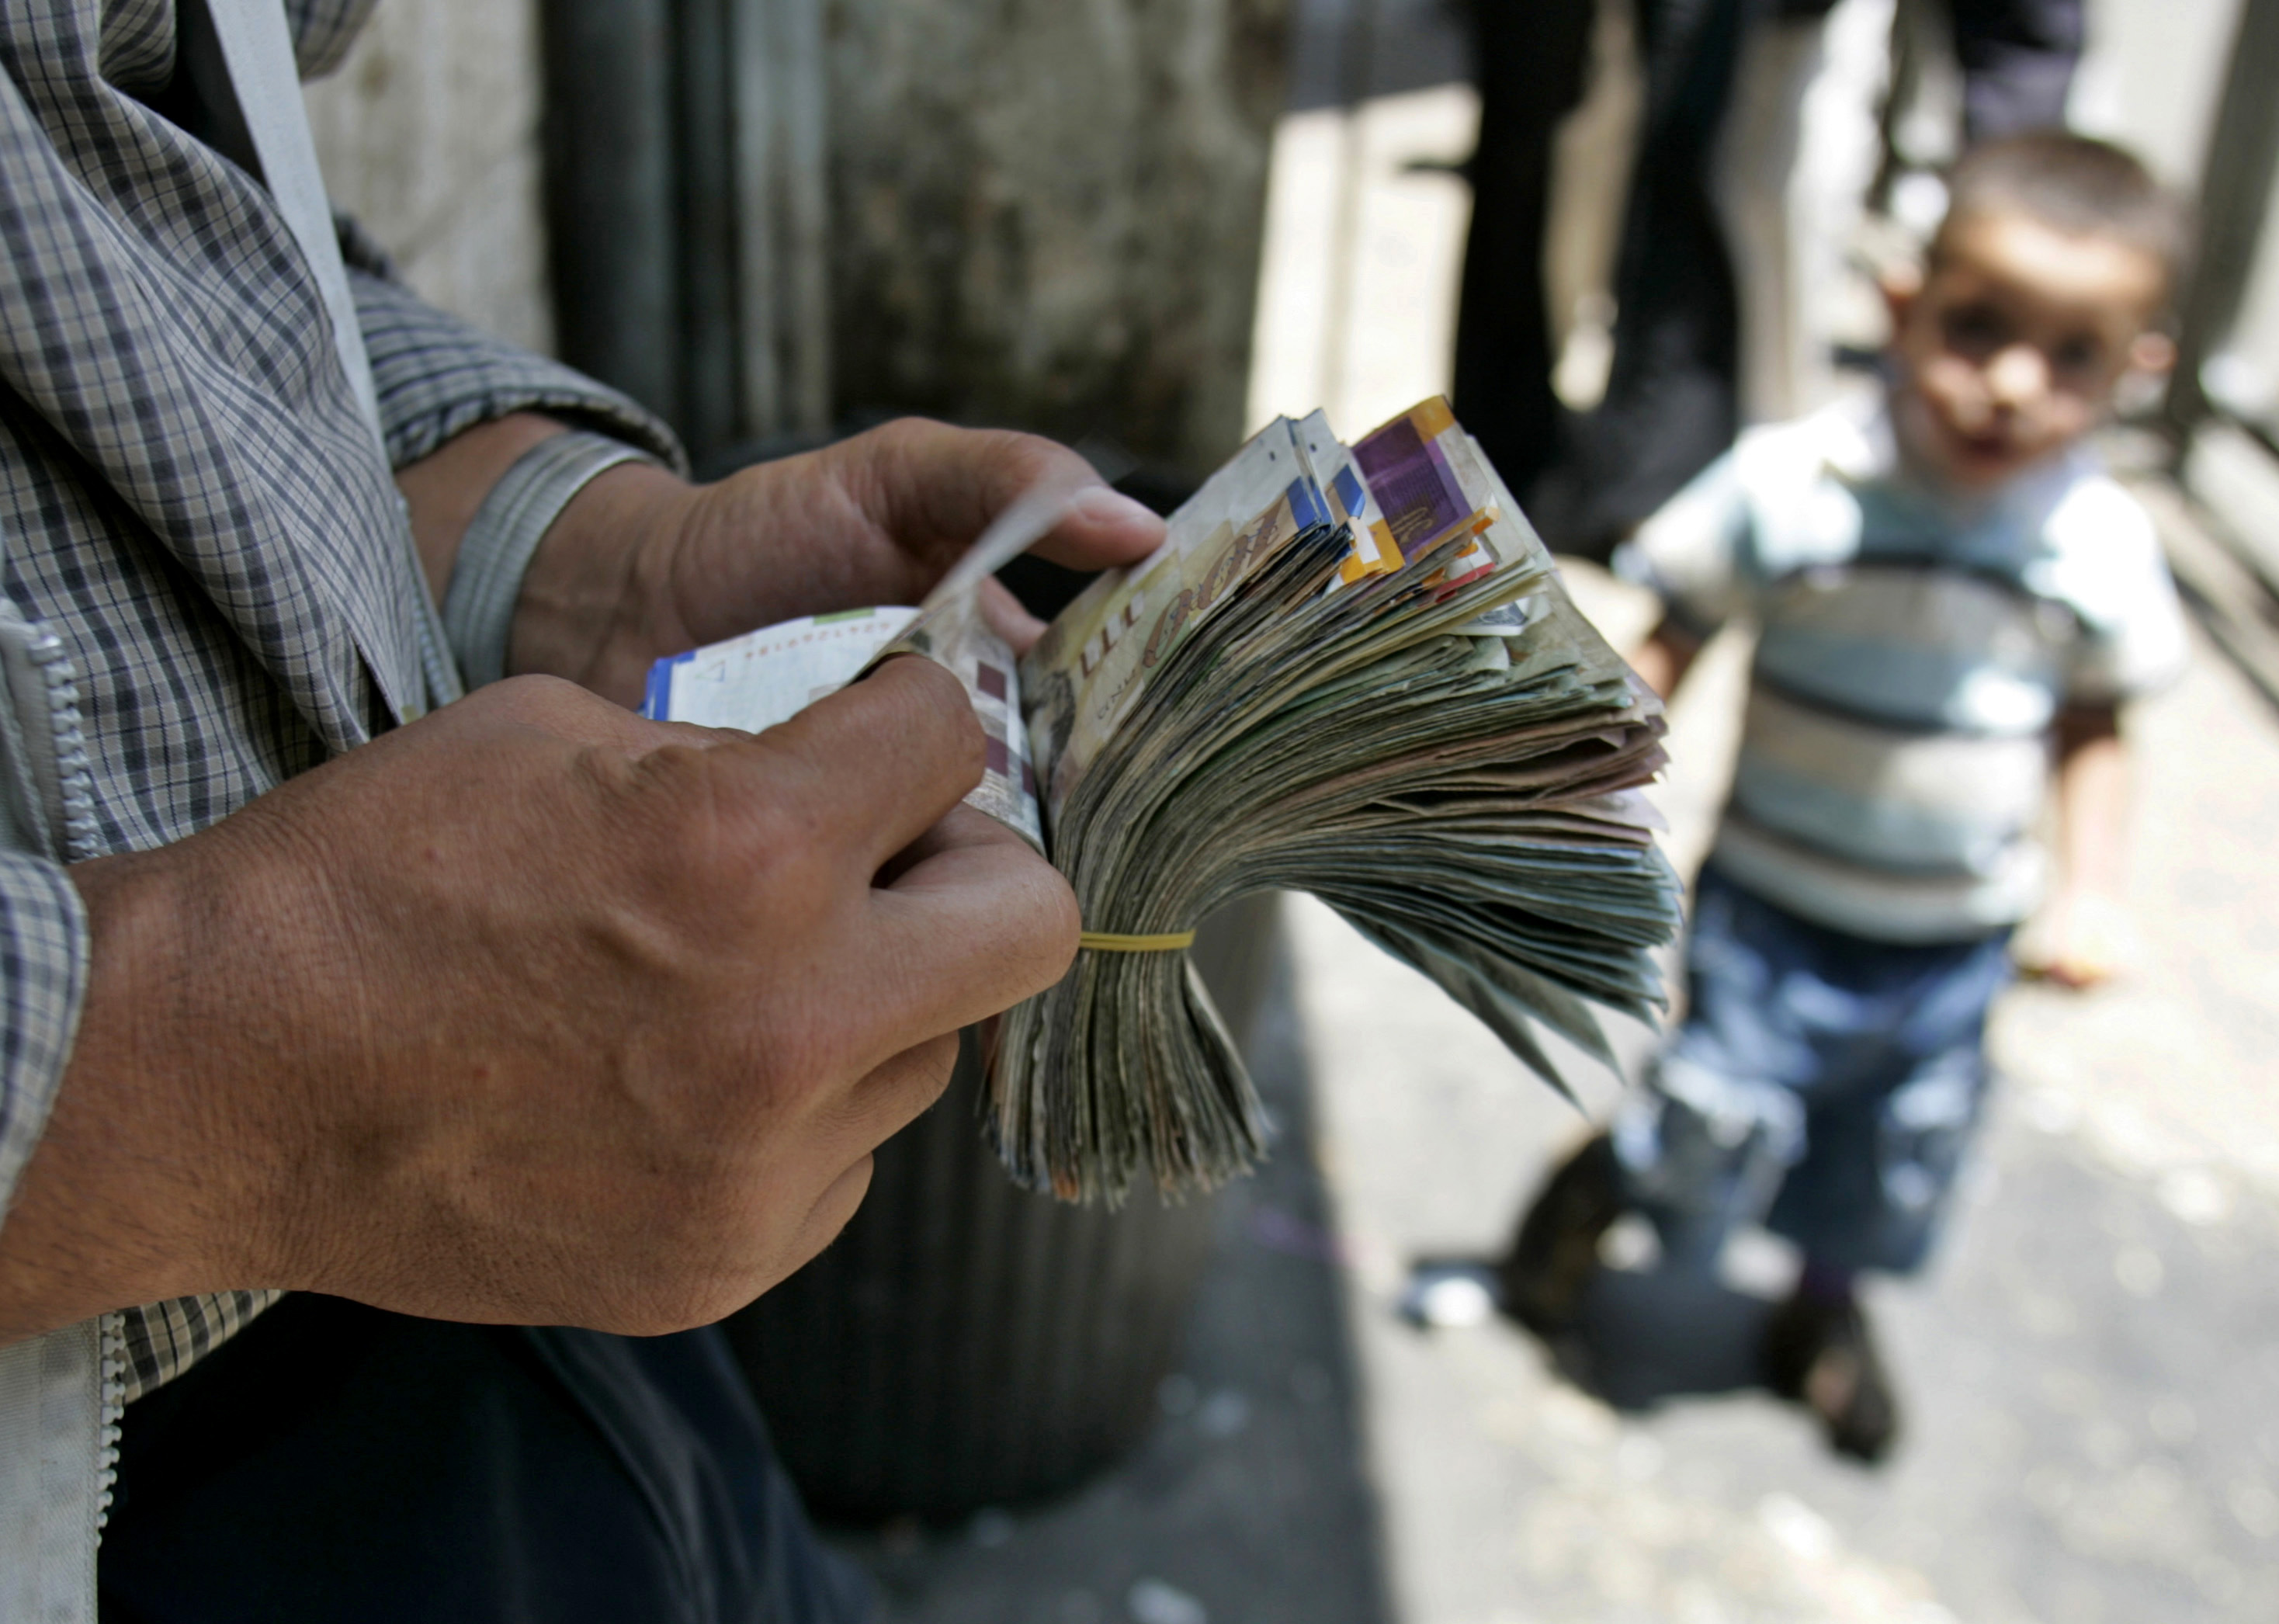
[1612,866,2015,1276]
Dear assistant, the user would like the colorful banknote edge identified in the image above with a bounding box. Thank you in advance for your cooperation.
[1351,397,1496,571]
[641,603,1044,850]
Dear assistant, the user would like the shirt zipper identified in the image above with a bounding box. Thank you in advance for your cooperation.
[13,615,120,1521]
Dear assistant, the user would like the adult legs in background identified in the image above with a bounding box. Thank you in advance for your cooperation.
[1518,0,2080,557]
[99,1294,872,1624]
[1945,0,2083,141]
[1720,0,1896,425]
[1714,0,2068,434]
[1449,0,1597,501]
[1540,0,1802,559]
[1874,0,2082,220]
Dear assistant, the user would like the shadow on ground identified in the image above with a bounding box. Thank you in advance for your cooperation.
[826,939,1398,1624]
[1403,1239,1780,1414]
[1552,1265,1775,1411]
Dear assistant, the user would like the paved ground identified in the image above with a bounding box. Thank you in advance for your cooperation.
[824,7,2279,1618]
[839,583,2279,1624]
[1282,600,2279,1624]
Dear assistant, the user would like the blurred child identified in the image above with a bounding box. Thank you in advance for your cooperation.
[1499,132,2190,1461]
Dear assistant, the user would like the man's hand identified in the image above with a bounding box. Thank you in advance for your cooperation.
[0,659,1071,1341]
[489,417,1165,706]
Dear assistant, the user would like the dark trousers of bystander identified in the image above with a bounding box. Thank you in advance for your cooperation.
[1448,0,1597,505]
[1453,0,2083,560]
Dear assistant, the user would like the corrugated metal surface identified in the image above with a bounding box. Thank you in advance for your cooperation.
[724,896,1279,1522]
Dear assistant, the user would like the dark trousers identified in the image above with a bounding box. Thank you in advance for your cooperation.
[1948,0,2085,141]
[99,1293,872,1624]
[1556,0,1767,553]
[1454,0,2083,558]
[1612,866,2014,1275]
[1448,0,1597,502]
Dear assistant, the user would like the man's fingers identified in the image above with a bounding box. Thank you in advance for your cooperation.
[840,420,1163,578]
[873,800,1025,887]
[748,1036,966,1293]
[1031,480,1164,572]
[864,807,1081,1039]
[700,655,986,868]
[452,673,751,759]
[978,577,1048,655]
[779,1155,877,1279]
[817,1030,965,1169]
[457,673,668,744]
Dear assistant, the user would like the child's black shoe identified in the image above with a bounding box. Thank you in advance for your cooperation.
[1761,1287,1901,1463]
[1497,1133,1622,1335]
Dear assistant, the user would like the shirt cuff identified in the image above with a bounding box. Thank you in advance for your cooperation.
[443,432,664,689]
[347,266,688,475]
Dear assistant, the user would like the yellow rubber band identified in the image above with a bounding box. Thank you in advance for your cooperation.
[1077,929,1197,953]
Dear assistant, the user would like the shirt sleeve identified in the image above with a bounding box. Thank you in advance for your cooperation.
[343,254,689,477]
[2037,477,2191,706]
[1608,449,1755,639]
[0,855,87,1221]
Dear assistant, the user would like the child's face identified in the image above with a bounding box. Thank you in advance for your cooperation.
[1887,208,2171,493]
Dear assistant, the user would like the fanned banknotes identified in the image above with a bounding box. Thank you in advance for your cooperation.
[646,399,1681,1202]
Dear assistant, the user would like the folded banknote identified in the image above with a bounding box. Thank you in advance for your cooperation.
[646,398,1681,1201]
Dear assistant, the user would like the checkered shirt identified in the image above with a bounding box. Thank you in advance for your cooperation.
[0,0,683,1399]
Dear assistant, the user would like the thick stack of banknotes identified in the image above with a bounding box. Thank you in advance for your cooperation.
[647,399,1681,1202]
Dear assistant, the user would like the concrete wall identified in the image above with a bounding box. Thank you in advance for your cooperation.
[2072,0,2239,190]
[303,0,555,358]
[309,0,1289,481]
[826,0,1292,477]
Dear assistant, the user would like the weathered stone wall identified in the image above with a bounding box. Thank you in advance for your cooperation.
[304,0,554,357]
[825,0,1292,477]
[302,0,1289,478]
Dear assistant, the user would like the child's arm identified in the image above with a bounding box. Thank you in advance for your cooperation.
[1628,617,1702,701]
[1609,446,1750,701]
[2036,701,2133,987]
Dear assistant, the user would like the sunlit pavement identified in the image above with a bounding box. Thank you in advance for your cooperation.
[1246,43,2279,1615]
[845,610,2279,1624]
[1282,583,2279,1623]
[842,46,2279,1623]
